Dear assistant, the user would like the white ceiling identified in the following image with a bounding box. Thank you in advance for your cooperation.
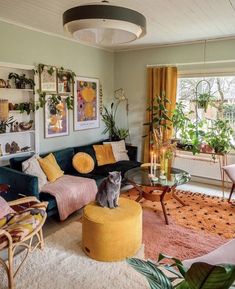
[0,0,235,50]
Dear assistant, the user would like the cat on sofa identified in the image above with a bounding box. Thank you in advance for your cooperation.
[96,171,122,209]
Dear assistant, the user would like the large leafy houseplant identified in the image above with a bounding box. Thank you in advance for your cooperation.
[127,254,235,289]
[101,102,129,141]
[205,119,235,154]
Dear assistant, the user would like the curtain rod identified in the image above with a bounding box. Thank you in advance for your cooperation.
[146,59,235,68]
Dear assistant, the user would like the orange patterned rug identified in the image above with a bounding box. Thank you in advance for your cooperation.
[123,188,235,239]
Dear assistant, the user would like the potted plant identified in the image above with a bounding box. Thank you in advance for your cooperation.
[196,92,214,112]
[8,73,21,89]
[127,254,235,289]
[101,102,129,141]
[205,119,235,155]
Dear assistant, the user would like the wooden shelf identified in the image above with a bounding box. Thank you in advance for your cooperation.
[0,130,35,136]
[0,150,34,160]
[0,88,34,92]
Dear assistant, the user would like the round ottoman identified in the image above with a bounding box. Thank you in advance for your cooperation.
[82,197,142,261]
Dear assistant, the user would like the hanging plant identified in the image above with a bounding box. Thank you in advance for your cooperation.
[197,92,214,112]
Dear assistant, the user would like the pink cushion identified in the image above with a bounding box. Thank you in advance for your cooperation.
[0,197,15,219]
[183,239,235,268]
[223,164,235,183]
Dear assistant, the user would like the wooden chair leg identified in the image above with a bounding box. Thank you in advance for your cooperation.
[39,228,44,250]
[228,183,235,203]
[8,245,14,289]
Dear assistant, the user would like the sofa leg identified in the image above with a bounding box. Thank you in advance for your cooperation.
[228,184,235,203]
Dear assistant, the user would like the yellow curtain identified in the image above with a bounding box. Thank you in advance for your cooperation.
[143,66,177,163]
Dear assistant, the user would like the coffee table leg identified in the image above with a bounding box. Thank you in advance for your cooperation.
[160,187,170,225]
[172,189,185,206]
[128,181,144,202]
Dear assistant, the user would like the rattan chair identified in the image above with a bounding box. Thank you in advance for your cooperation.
[0,196,48,289]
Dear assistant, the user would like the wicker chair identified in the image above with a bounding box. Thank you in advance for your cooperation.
[0,195,48,289]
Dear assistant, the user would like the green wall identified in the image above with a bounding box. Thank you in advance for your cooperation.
[1,20,235,159]
[0,21,114,153]
[114,39,235,160]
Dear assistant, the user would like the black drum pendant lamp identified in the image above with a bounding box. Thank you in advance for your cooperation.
[63,1,146,47]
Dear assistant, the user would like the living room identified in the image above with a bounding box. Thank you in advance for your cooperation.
[0,1,235,288]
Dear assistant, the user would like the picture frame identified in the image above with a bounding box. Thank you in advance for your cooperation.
[44,95,69,138]
[74,76,100,131]
[57,69,74,95]
[39,65,57,93]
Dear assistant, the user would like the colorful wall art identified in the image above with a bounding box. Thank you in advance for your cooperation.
[45,95,69,138]
[74,77,99,131]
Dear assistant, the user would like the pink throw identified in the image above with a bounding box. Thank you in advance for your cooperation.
[41,175,97,221]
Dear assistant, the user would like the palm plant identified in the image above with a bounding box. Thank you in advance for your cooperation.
[127,254,235,289]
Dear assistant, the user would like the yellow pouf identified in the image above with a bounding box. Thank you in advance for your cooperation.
[82,197,142,262]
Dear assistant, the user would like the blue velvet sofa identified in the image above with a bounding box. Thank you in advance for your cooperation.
[0,139,140,217]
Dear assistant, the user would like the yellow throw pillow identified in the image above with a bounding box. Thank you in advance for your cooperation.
[72,152,95,174]
[38,153,64,182]
[93,144,116,166]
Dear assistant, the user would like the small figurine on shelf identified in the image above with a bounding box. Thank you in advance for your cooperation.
[5,143,11,154]
[10,141,20,154]
[21,146,30,152]
[13,122,20,132]
[6,80,11,89]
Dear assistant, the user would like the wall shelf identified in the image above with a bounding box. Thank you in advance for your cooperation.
[0,130,35,136]
[0,62,39,166]
[0,88,33,92]
[0,150,35,160]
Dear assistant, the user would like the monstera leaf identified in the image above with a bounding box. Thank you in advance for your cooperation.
[127,258,173,289]
[185,262,235,289]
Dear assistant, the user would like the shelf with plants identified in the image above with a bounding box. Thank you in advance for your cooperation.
[0,63,39,165]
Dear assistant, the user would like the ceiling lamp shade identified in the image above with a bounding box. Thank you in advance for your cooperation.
[63,2,146,47]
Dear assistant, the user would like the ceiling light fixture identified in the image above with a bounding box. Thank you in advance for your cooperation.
[63,1,146,47]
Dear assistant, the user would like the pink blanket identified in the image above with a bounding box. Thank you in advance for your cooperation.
[41,175,97,221]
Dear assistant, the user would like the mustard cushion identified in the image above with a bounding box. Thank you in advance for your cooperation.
[93,144,116,166]
[82,198,142,261]
[72,152,95,174]
[38,153,64,182]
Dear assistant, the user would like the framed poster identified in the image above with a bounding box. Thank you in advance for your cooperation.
[45,95,69,138]
[74,77,99,131]
[40,65,57,93]
[57,69,74,95]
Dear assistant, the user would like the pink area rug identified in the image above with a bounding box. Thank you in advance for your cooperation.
[123,189,230,261]
[143,208,227,261]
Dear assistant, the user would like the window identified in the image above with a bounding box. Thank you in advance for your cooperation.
[176,75,235,137]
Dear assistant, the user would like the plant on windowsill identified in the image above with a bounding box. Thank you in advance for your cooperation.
[127,254,235,289]
[205,119,235,155]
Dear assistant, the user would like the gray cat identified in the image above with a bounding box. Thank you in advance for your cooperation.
[96,171,122,209]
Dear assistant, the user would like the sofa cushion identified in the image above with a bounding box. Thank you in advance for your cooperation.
[39,153,64,183]
[72,152,95,174]
[22,155,48,191]
[93,144,116,166]
[41,148,74,174]
[74,145,97,166]
[93,160,141,177]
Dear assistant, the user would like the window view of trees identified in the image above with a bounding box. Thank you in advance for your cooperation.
[174,76,235,155]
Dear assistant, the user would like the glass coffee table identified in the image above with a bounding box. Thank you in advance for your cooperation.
[124,167,191,225]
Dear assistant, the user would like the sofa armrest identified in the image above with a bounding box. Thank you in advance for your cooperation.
[0,167,39,200]
[126,145,138,162]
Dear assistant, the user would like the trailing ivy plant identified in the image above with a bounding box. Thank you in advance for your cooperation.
[32,64,75,111]
[127,254,235,289]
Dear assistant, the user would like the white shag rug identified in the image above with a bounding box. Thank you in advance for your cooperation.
[0,222,148,289]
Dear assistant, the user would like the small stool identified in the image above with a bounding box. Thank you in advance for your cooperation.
[82,197,142,261]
